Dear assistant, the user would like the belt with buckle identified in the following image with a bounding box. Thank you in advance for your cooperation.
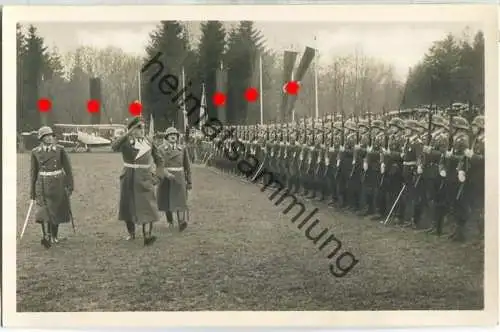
[124,163,152,169]
[39,169,63,176]
[166,167,183,171]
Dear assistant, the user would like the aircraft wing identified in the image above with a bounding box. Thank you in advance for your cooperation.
[77,132,111,145]
[55,124,126,130]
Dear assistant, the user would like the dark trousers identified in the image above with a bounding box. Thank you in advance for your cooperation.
[40,222,58,239]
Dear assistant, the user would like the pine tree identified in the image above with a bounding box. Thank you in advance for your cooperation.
[224,21,265,124]
[17,24,28,132]
[404,29,484,110]
[197,21,226,120]
[142,21,191,132]
[23,25,48,129]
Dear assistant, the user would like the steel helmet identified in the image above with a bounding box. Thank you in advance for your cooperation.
[358,119,370,129]
[452,116,470,131]
[404,119,419,130]
[389,117,405,130]
[471,115,485,130]
[344,119,357,131]
[371,119,384,131]
[38,126,54,140]
[431,115,447,128]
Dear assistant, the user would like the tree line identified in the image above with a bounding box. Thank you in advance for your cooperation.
[16,21,484,133]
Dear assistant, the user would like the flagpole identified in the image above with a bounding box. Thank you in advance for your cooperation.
[182,67,188,134]
[314,36,319,119]
[138,70,142,103]
[259,53,264,125]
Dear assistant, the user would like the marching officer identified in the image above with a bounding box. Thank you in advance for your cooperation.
[157,127,192,232]
[111,117,165,246]
[30,126,74,248]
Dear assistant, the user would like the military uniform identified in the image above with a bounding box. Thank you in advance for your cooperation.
[466,115,485,234]
[449,117,472,242]
[111,117,165,245]
[157,127,192,232]
[30,126,74,248]
[382,117,405,224]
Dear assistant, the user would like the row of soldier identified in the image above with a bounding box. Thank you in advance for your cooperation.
[193,107,485,243]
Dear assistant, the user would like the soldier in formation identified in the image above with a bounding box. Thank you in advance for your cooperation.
[195,104,484,243]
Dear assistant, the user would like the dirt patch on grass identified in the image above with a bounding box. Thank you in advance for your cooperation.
[16,153,483,311]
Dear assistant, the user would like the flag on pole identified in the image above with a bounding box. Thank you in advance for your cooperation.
[280,50,299,122]
[200,83,208,129]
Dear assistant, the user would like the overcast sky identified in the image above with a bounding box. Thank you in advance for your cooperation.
[26,21,480,80]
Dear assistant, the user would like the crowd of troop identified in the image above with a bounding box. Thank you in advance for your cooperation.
[192,105,485,243]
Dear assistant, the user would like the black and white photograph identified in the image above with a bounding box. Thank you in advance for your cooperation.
[3,4,498,328]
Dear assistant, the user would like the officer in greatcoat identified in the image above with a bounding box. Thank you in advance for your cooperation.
[111,117,165,246]
[157,127,192,232]
[30,126,74,248]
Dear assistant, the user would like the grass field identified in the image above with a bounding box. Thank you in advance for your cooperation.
[16,153,484,311]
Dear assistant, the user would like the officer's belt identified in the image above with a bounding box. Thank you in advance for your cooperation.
[166,167,184,171]
[403,161,417,166]
[39,169,63,176]
[124,163,152,169]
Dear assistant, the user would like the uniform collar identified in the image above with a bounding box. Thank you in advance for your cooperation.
[41,144,56,151]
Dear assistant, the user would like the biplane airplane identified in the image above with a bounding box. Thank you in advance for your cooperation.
[52,124,126,152]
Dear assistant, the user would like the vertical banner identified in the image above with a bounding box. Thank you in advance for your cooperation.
[286,47,315,119]
[216,68,228,124]
[89,77,102,125]
[248,51,261,124]
[280,51,298,122]
[38,75,49,127]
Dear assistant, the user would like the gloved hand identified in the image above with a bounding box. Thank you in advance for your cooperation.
[439,169,446,177]
[363,161,368,171]
[417,165,423,174]
[340,145,345,152]
[464,148,474,158]
[380,163,385,174]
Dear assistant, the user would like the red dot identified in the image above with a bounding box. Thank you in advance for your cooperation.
[37,98,52,112]
[284,81,300,95]
[129,100,142,116]
[213,92,226,107]
[87,99,100,114]
[244,87,259,102]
